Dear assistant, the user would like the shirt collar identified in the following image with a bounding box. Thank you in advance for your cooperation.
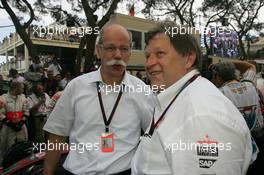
[86,67,132,87]
[157,69,199,110]
[7,92,18,99]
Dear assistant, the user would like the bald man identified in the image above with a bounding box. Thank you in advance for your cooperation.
[43,24,155,175]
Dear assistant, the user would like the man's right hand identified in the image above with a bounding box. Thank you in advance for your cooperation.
[43,133,66,175]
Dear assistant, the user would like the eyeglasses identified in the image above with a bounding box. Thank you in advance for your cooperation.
[100,45,131,54]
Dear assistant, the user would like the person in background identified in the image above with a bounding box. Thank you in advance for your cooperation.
[28,56,43,72]
[59,72,74,90]
[27,82,50,142]
[210,61,264,175]
[47,73,74,118]
[210,61,263,158]
[44,70,59,97]
[47,57,62,77]
[0,82,29,164]
[8,68,25,83]
[44,52,55,68]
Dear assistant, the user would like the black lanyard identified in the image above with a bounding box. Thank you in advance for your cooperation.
[148,74,200,136]
[96,82,123,132]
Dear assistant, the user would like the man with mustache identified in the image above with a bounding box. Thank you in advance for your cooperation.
[131,22,252,175]
[43,24,154,175]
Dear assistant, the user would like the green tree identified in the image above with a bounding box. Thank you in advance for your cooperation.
[201,0,264,59]
[200,0,232,55]
[0,0,37,58]
[35,0,121,74]
[229,0,264,59]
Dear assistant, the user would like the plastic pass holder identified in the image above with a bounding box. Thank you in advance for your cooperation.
[101,132,115,152]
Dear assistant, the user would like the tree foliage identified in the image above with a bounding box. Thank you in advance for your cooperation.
[143,0,264,59]
[201,0,264,59]
[142,0,197,26]
[199,0,232,55]
[35,0,121,74]
[229,0,264,59]
[0,0,37,58]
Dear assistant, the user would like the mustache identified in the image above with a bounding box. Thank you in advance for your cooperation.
[106,60,127,67]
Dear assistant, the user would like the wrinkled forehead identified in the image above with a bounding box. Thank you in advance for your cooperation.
[145,33,172,52]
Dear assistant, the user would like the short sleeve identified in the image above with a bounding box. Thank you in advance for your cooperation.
[242,69,256,83]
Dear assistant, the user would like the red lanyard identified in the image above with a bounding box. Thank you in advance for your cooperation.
[148,74,200,136]
[96,82,123,132]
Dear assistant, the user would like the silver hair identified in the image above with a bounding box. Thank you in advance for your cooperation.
[96,23,132,47]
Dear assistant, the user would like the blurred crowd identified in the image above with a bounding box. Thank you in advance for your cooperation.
[0,53,75,167]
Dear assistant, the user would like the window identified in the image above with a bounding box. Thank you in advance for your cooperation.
[128,30,142,50]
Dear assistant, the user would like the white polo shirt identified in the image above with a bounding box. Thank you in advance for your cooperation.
[43,69,155,175]
[131,70,252,175]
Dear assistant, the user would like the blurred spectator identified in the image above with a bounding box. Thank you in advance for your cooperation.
[59,72,73,89]
[44,53,55,68]
[8,68,25,83]
[0,82,29,165]
[257,73,264,100]
[44,70,59,96]
[47,57,62,77]
[27,83,50,142]
[28,56,43,72]
[55,74,62,82]
[210,61,263,163]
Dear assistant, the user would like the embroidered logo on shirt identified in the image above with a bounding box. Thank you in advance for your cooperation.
[199,158,217,168]
[196,134,219,157]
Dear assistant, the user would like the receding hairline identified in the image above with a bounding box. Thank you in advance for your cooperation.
[103,24,128,33]
[104,24,130,40]
[97,23,132,45]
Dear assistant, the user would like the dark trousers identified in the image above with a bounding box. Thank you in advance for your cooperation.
[247,133,264,175]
